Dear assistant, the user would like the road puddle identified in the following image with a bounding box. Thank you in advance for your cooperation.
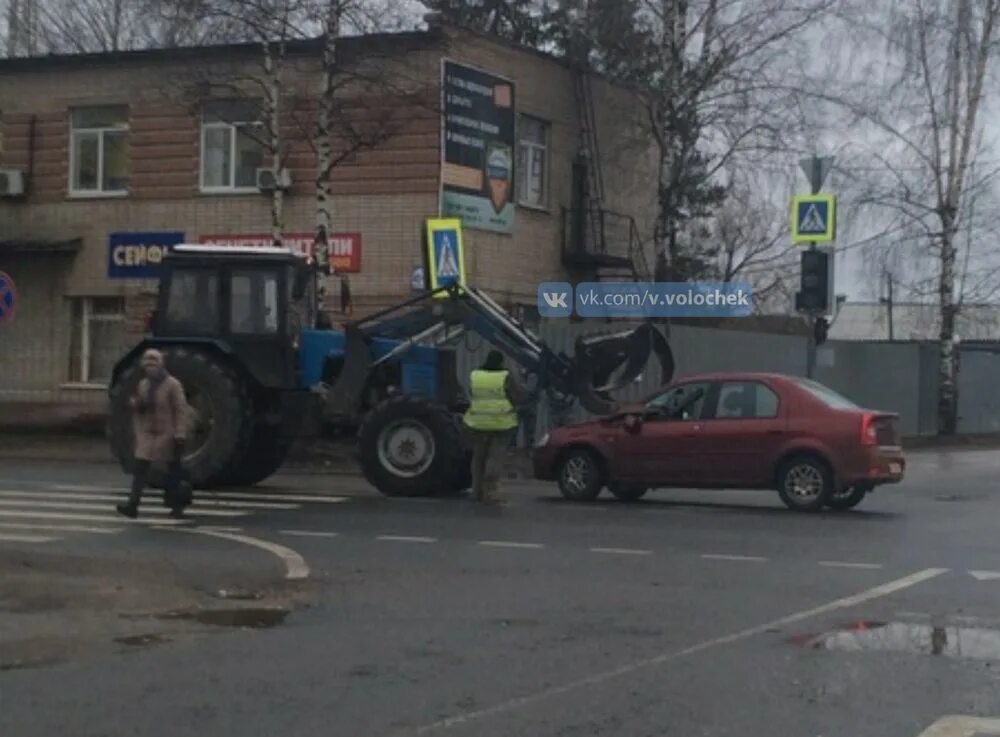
[156,607,289,629]
[798,620,1000,661]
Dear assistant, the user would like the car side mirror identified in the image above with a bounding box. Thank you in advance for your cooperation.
[624,414,643,433]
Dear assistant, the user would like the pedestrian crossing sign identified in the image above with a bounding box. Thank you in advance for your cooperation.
[791,194,836,244]
[425,218,467,297]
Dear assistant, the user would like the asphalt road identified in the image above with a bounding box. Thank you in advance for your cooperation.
[1,450,1000,737]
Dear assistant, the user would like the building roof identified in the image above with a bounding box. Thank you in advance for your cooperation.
[0,28,443,72]
[829,302,1000,342]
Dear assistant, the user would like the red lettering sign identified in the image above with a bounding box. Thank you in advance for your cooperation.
[198,232,362,273]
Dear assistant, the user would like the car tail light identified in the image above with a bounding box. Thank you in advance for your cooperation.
[860,413,878,445]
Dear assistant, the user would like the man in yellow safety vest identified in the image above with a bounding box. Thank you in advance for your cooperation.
[463,350,527,505]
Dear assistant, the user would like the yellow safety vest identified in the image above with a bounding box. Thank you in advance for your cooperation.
[464,369,518,430]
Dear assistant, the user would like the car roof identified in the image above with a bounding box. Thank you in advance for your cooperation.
[668,371,799,384]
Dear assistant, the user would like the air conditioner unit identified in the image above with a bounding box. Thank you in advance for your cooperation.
[0,168,26,197]
[256,167,291,192]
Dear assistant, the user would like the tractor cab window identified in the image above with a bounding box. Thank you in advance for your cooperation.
[230,270,279,335]
[165,269,220,335]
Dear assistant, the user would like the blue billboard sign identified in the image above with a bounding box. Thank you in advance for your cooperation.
[108,231,185,279]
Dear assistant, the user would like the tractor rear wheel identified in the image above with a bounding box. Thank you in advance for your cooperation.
[109,347,255,489]
[358,395,465,497]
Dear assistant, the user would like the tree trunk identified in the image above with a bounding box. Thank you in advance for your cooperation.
[314,1,340,277]
[265,42,284,247]
[937,221,958,435]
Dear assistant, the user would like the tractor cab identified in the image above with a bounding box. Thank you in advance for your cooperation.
[153,245,314,389]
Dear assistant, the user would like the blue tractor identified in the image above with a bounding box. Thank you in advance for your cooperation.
[108,245,674,496]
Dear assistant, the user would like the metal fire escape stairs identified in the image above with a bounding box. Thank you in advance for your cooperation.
[563,68,650,282]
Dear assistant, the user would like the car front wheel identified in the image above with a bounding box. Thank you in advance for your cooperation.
[777,455,833,512]
[557,449,603,501]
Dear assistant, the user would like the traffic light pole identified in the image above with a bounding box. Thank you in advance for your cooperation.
[804,155,824,380]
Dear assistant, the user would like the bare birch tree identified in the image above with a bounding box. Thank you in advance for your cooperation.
[816,0,1000,434]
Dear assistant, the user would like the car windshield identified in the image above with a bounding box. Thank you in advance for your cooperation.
[793,377,860,410]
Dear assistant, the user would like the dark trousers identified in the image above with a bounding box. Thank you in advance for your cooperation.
[127,459,185,511]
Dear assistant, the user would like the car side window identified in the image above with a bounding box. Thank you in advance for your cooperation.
[714,381,779,419]
[647,382,710,421]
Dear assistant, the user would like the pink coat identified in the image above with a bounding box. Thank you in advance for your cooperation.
[131,375,188,462]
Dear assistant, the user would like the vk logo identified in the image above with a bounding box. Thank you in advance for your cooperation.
[537,282,573,317]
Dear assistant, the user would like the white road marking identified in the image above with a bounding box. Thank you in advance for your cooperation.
[590,547,653,556]
[701,554,767,562]
[0,490,298,510]
[970,570,1000,581]
[0,510,186,525]
[478,540,545,550]
[818,560,884,570]
[916,715,1000,736]
[0,522,121,535]
[2,485,348,505]
[197,526,243,533]
[0,533,60,543]
[376,535,437,544]
[171,528,309,580]
[0,499,247,517]
[280,530,339,538]
[410,567,949,735]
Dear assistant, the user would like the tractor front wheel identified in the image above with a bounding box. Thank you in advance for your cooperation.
[358,395,465,497]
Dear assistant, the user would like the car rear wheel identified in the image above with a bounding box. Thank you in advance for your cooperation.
[609,484,647,502]
[557,449,603,501]
[826,484,869,510]
[777,455,833,512]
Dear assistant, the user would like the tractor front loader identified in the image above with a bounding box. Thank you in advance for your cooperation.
[108,245,674,497]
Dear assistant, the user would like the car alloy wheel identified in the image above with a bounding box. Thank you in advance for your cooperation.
[785,463,823,501]
[777,455,833,512]
[557,450,602,501]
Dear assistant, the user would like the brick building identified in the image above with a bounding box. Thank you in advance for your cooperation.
[0,22,657,425]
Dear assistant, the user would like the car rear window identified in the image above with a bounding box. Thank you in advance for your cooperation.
[793,378,861,410]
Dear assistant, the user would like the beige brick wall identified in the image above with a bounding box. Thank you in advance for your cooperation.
[0,29,661,407]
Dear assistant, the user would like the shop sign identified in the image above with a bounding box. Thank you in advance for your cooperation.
[108,232,185,279]
[198,232,362,273]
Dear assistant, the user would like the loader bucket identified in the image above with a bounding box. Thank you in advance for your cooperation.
[571,323,674,416]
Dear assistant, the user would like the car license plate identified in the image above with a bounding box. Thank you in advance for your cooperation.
[889,462,901,474]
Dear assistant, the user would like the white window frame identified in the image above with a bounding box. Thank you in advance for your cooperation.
[68,107,129,198]
[71,297,126,386]
[517,115,549,210]
[200,104,264,194]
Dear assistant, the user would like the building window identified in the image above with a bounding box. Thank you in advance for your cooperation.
[516,115,548,208]
[70,106,129,196]
[200,100,266,192]
[69,297,126,385]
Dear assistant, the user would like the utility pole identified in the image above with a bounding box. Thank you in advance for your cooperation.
[886,271,894,341]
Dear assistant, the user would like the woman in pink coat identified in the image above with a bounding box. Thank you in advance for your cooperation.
[116,348,190,519]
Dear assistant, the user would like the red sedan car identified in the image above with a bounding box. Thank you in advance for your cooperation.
[533,372,904,512]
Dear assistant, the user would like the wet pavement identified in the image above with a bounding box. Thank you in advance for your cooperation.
[0,450,999,736]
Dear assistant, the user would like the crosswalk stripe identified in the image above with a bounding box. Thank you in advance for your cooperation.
[0,522,121,535]
[0,490,298,510]
[0,533,61,543]
[0,510,186,525]
[0,499,247,517]
[46,486,349,505]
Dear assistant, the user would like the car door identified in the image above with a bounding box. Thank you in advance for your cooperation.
[617,381,712,486]
[693,380,787,487]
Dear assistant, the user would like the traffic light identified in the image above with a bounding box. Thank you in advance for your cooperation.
[795,249,831,313]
